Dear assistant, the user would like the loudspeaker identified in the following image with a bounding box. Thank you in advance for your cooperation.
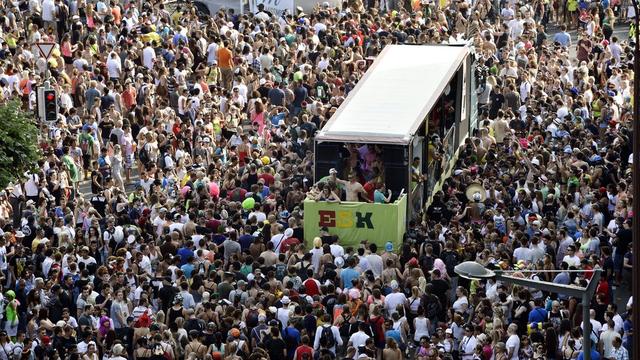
[384,165,408,195]
[315,142,346,182]
[315,142,341,162]
[382,145,409,166]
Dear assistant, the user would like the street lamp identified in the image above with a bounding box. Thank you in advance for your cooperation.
[630,3,640,360]
[454,261,602,360]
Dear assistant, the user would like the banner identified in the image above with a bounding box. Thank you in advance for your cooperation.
[303,195,407,250]
[251,0,294,15]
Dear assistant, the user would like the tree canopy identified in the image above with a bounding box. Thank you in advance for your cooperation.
[0,101,41,189]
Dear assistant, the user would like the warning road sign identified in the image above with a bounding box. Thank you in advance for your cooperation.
[35,43,55,59]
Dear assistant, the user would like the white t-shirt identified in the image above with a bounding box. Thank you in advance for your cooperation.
[314,22,327,34]
[41,0,56,21]
[25,173,39,197]
[142,46,156,70]
[106,57,121,78]
[384,292,407,316]
[452,296,469,313]
[139,255,152,275]
[270,233,287,254]
[366,254,383,277]
[460,335,478,360]
[600,329,618,358]
[207,42,219,64]
[0,246,7,270]
[329,244,344,259]
[349,331,370,358]
[562,254,581,268]
[506,334,520,360]
[513,247,532,263]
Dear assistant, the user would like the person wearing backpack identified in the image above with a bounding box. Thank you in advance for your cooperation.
[336,304,355,349]
[296,253,313,281]
[313,314,342,356]
[440,241,459,303]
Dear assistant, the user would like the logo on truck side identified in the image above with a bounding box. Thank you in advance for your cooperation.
[318,210,374,229]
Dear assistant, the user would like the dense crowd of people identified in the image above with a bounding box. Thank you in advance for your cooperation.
[0,0,635,359]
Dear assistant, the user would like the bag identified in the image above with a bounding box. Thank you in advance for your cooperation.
[137,84,148,106]
[297,260,311,281]
[246,309,259,328]
[230,188,243,201]
[442,250,458,276]
[234,340,246,357]
[158,154,167,170]
[139,145,150,164]
[420,254,434,274]
[425,296,442,321]
[275,262,286,281]
[319,325,335,348]
[339,313,352,337]
[109,132,119,145]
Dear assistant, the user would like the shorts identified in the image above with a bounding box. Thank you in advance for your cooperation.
[124,154,133,169]
[82,155,91,169]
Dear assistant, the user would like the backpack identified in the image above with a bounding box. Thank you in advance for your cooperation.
[139,145,150,165]
[275,262,286,281]
[339,313,352,337]
[424,295,442,321]
[229,188,243,201]
[10,344,23,360]
[442,250,458,277]
[420,254,434,274]
[297,260,311,281]
[158,153,167,169]
[319,325,335,348]
[321,263,337,283]
[234,340,246,358]
[137,84,148,106]
[246,309,259,328]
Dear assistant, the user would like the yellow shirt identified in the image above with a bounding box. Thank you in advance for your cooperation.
[5,34,16,48]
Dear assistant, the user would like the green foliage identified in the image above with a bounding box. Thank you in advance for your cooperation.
[0,101,41,189]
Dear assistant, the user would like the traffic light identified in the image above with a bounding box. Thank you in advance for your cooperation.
[43,89,58,122]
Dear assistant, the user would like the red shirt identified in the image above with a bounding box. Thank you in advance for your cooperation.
[258,173,275,186]
[280,237,300,254]
[363,181,376,201]
[226,187,247,201]
[294,345,313,360]
[122,88,137,109]
[206,219,222,232]
[172,122,181,136]
[303,278,320,297]
[596,279,610,303]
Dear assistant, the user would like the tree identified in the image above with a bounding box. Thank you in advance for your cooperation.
[0,100,41,189]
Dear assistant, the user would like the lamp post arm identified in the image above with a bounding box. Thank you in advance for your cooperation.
[493,269,602,298]
[494,269,602,360]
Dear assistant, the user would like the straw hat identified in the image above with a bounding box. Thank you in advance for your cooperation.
[465,183,486,202]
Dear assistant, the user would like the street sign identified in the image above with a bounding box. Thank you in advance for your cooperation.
[35,43,55,59]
